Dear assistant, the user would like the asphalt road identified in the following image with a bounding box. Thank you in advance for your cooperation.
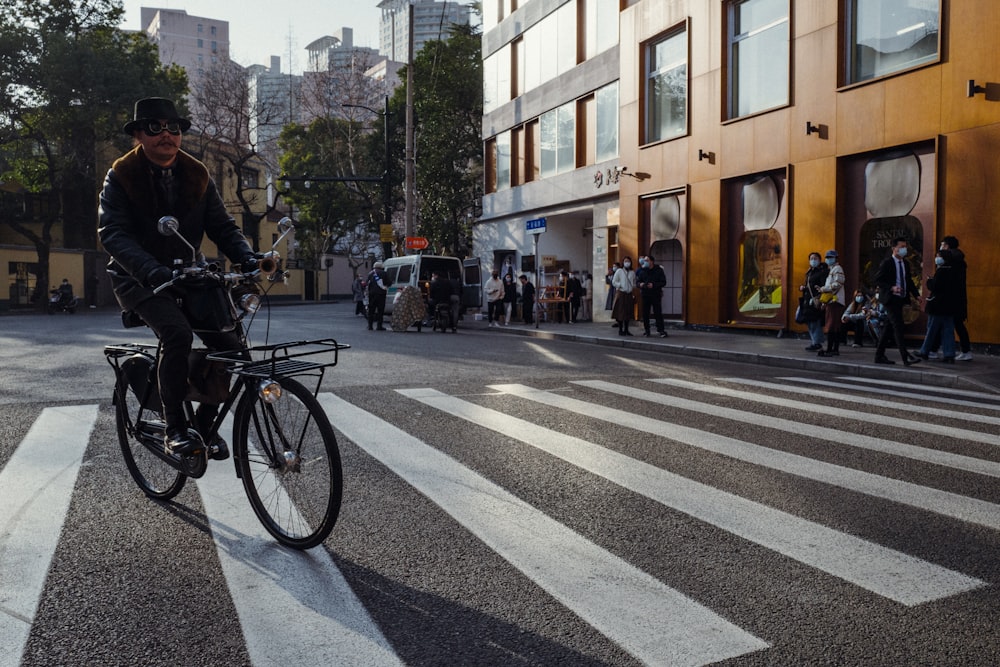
[1,304,998,666]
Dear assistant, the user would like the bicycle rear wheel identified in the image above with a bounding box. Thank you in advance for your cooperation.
[233,376,343,549]
[114,377,186,500]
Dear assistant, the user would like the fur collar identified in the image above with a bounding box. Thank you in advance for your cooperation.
[111,145,210,219]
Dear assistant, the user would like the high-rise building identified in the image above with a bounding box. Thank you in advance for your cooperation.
[139,7,230,78]
[377,0,471,61]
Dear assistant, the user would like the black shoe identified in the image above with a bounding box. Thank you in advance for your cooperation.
[618,329,625,336]
[376,326,385,331]
[367,325,373,330]
[912,352,929,360]
[805,344,822,351]
[874,356,896,365]
[165,429,203,456]
[642,331,651,337]
[940,356,956,364]
[659,331,669,338]
[903,356,921,367]
[624,330,634,336]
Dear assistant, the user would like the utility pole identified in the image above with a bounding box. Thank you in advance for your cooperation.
[404,1,416,252]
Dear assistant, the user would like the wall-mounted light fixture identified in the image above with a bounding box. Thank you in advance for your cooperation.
[613,166,650,182]
[806,121,821,135]
[698,149,715,163]
[968,80,1000,101]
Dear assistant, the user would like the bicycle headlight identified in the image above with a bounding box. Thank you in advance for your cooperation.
[258,379,282,403]
[239,293,262,314]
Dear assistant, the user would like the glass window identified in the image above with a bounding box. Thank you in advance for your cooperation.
[539,102,575,178]
[596,82,619,162]
[646,28,687,143]
[536,12,558,88]
[556,102,575,173]
[556,1,576,75]
[540,109,557,177]
[483,52,498,113]
[197,38,204,49]
[728,0,789,118]
[496,131,511,191]
[523,28,540,92]
[846,0,940,83]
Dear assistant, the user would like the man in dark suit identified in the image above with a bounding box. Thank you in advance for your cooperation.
[873,236,922,366]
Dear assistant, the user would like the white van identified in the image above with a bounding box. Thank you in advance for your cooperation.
[380,255,482,315]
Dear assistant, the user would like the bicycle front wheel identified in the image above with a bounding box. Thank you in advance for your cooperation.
[114,377,186,500]
[233,376,343,549]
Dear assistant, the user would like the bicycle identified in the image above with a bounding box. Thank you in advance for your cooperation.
[103,216,348,550]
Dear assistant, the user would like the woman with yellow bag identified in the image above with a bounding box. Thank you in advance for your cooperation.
[816,249,846,357]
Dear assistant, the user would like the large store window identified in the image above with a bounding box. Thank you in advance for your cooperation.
[726,0,789,119]
[645,26,688,143]
[726,172,787,323]
[845,0,940,84]
[596,82,619,162]
[645,191,687,319]
[842,143,935,328]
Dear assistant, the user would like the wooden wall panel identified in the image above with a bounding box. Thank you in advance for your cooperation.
[790,26,837,164]
[939,124,1000,340]
[883,67,942,147]
[685,179,721,324]
[835,83,885,155]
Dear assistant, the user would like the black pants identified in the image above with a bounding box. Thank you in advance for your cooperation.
[132,294,241,432]
[875,300,910,361]
[488,299,504,323]
[368,293,386,329]
[522,298,534,323]
[641,292,665,333]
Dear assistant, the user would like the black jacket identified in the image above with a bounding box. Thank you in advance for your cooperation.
[98,146,254,310]
[875,253,920,307]
[635,264,667,296]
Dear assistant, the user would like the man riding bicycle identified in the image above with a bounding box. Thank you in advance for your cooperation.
[98,97,258,458]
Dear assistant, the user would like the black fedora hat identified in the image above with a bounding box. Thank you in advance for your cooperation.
[123,97,191,134]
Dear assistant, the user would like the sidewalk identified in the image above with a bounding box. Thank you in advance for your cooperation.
[470,316,1000,394]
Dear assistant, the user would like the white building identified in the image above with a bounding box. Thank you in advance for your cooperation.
[139,7,229,77]
[377,0,472,61]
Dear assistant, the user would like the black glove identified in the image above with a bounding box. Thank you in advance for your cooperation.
[147,266,174,289]
[241,255,259,271]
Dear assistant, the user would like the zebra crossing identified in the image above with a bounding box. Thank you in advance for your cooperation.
[2,373,998,666]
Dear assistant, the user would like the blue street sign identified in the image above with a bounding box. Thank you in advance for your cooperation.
[526,217,547,233]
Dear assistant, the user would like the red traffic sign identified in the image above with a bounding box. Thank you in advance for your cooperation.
[405,236,429,250]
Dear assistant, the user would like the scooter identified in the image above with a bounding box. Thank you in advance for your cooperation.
[48,288,78,314]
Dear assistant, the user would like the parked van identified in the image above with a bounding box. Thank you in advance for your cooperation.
[381,255,482,316]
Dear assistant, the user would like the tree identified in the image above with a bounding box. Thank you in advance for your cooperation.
[0,0,186,307]
[278,48,395,270]
[187,59,286,251]
[403,23,483,257]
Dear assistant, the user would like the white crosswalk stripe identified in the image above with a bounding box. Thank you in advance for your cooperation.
[714,377,1000,437]
[196,416,402,667]
[784,376,1000,412]
[834,375,1000,402]
[0,405,98,667]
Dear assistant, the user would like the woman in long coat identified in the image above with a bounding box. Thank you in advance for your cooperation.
[611,257,637,336]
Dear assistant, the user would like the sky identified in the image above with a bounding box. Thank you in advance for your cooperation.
[118,0,383,73]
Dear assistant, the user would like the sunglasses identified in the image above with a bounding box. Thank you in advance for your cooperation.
[142,120,183,136]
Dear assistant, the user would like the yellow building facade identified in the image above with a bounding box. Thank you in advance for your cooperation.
[618,0,1000,343]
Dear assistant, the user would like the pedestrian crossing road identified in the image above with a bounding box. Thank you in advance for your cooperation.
[2,373,999,666]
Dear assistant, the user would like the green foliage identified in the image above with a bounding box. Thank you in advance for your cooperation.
[0,0,186,305]
[278,117,383,268]
[402,23,483,257]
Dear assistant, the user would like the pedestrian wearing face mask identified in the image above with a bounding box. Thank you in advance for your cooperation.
[913,249,959,363]
[873,237,921,366]
[816,250,846,357]
[799,252,828,351]
[611,257,637,336]
[841,289,872,347]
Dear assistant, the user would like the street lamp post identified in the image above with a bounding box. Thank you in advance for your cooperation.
[343,96,392,259]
